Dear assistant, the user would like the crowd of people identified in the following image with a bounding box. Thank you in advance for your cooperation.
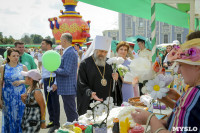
[0,31,200,133]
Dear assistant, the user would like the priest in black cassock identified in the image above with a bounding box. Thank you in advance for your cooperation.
[77,36,122,115]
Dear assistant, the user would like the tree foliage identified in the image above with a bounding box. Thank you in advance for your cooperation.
[21,35,31,44]
[0,32,56,45]
[0,32,15,44]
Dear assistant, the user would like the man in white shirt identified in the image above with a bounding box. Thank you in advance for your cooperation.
[30,48,35,57]
[40,39,60,132]
[37,49,43,72]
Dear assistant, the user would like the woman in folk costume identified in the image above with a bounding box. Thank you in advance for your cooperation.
[77,36,122,115]
[131,31,200,133]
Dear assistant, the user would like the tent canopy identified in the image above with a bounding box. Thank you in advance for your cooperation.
[78,0,200,30]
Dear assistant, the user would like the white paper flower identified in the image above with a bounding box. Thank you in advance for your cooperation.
[117,64,123,69]
[103,100,108,105]
[86,110,93,118]
[140,95,152,107]
[112,57,118,64]
[93,111,97,117]
[106,57,124,65]
[106,58,113,65]
[96,111,102,116]
[97,104,104,113]
[106,57,117,65]
[97,104,104,109]
[108,104,114,110]
[117,64,129,76]
[141,86,148,94]
[164,75,173,86]
[106,97,113,103]
[157,74,173,86]
[145,76,169,100]
[129,57,153,82]
[87,110,92,115]
[90,102,95,108]
[103,107,108,113]
[123,66,129,71]
[96,101,101,104]
[116,57,124,65]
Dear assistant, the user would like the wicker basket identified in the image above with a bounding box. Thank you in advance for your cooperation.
[128,97,146,107]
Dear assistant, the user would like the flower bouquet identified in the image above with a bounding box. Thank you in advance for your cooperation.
[106,57,125,69]
[106,57,124,105]
[117,64,129,77]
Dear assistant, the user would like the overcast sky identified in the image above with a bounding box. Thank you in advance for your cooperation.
[0,0,118,39]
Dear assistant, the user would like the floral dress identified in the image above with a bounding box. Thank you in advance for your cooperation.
[21,89,41,133]
[1,63,26,133]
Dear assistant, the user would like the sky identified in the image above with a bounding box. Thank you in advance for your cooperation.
[0,0,118,39]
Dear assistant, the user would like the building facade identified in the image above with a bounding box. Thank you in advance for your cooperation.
[103,13,189,44]
[103,30,119,41]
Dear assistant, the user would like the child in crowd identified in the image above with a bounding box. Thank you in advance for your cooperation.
[20,69,46,132]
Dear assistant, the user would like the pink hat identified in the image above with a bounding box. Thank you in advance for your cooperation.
[21,69,42,81]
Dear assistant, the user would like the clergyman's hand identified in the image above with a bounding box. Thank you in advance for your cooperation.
[112,73,118,81]
[91,92,103,101]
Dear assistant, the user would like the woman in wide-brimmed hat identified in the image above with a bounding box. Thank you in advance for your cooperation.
[131,31,200,133]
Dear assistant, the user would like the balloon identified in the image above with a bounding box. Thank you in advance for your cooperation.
[3,51,7,58]
[42,50,61,72]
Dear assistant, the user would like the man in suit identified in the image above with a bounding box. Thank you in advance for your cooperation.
[52,33,78,132]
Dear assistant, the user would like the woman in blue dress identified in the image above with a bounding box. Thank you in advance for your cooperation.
[117,41,135,102]
[0,48,28,133]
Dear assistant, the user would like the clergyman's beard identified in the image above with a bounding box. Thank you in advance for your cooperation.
[93,53,106,67]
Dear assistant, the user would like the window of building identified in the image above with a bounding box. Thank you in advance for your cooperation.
[112,37,116,40]
[164,34,168,43]
[163,23,169,26]
[139,18,144,27]
[177,34,182,43]
[139,22,144,27]
[125,16,132,29]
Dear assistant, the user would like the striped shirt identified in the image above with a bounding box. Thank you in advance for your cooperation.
[168,86,200,133]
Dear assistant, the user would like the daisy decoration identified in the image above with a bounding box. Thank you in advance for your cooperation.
[145,74,173,99]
